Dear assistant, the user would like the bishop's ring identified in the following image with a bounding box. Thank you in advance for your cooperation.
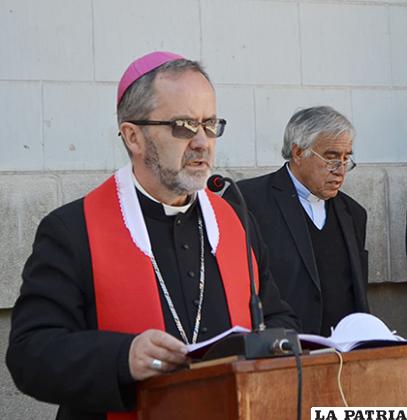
[151,359,163,370]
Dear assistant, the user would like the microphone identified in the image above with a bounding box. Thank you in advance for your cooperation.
[206,175,225,193]
[207,174,265,332]
[203,174,302,361]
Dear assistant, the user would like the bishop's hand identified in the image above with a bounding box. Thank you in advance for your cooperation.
[128,329,188,380]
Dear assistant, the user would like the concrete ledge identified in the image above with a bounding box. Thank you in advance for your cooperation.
[367,282,407,338]
[0,175,59,307]
[342,166,389,282]
[0,171,112,308]
[0,164,406,309]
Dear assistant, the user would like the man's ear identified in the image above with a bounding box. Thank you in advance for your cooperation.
[291,144,304,165]
[119,122,144,156]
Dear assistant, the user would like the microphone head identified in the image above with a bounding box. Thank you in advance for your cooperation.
[207,174,226,192]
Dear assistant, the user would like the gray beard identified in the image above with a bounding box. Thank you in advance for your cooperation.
[143,135,211,196]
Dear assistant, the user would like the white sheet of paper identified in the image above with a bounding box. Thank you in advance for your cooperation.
[186,325,250,353]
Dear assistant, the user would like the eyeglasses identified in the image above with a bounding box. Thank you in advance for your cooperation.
[310,149,356,173]
[124,118,227,139]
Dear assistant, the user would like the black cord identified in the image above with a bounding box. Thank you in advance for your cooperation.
[292,344,302,420]
[279,339,302,420]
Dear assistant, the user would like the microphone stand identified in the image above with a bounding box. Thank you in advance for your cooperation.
[227,175,266,332]
[203,175,302,361]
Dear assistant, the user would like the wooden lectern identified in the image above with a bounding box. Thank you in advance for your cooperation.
[137,346,407,420]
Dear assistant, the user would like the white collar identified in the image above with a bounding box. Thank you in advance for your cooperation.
[131,172,195,216]
[114,163,219,257]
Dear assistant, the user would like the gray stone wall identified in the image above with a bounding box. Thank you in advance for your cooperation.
[1,164,406,305]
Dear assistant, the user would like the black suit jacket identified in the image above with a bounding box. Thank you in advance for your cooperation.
[224,165,370,334]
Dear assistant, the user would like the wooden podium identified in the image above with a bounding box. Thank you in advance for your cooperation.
[137,345,407,420]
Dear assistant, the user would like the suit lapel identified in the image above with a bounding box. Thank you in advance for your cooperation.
[333,197,368,308]
[271,166,321,290]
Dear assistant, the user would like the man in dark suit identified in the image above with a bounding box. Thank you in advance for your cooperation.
[224,106,369,335]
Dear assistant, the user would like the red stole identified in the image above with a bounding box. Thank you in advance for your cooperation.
[84,175,259,420]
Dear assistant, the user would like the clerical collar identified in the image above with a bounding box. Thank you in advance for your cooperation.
[286,163,323,204]
[132,173,195,216]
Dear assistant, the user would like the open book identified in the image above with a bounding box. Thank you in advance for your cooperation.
[299,312,406,352]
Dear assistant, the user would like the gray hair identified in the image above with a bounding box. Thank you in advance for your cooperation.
[281,106,355,160]
[117,59,212,125]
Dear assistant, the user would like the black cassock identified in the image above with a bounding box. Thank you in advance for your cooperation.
[7,189,299,420]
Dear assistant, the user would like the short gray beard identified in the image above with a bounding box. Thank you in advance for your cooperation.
[143,134,211,196]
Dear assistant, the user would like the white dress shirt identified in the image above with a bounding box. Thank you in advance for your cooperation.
[286,164,326,230]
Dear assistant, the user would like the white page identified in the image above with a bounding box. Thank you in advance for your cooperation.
[330,312,399,343]
[297,333,337,349]
[186,325,250,353]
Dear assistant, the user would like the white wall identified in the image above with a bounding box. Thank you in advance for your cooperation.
[1,0,406,171]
